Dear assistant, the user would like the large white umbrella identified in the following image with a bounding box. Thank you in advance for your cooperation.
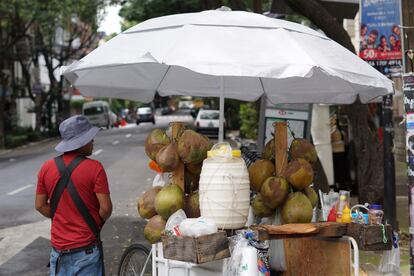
[63,9,393,140]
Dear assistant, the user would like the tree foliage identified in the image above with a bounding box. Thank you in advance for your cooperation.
[119,0,200,30]
[119,0,267,28]
[240,102,259,139]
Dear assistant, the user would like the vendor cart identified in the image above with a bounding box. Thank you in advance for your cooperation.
[63,9,395,276]
[117,123,392,276]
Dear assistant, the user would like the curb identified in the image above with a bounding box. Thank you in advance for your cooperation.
[0,138,57,157]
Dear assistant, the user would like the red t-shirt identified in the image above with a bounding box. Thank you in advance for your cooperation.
[36,152,110,250]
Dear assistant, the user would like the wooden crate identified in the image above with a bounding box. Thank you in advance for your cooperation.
[346,223,392,251]
[161,231,230,264]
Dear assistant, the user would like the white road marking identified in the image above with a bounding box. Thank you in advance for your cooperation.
[9,158,16,162]
[0,220,50,266]
[125,134,132,138]
[112,140,120,145]
[93,149,103,156]
[7,184,34,196]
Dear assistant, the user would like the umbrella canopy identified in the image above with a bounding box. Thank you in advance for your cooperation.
[64,9,393,105]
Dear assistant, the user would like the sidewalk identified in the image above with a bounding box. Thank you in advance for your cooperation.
[0,138,58,158]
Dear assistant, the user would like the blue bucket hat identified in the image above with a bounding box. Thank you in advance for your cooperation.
[55,115,100,152]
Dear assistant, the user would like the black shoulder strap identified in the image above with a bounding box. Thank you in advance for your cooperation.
[66,181,101,237]
[50,155,86,219]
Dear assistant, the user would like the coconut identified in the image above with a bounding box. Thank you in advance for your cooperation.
[156,143,180,172]
[284,158,314,190]
[184,192,200,218]
[184,170,200,192]
[248,159,275,192]
[252,194,275,218]
[289,138,317,164]
[144,215,166,244]
[303,187,318,208]
[281,192,313,224]
[145,129,171,161]
[177,130,211,164]
[186,163,202,175]
[262,139,275,161]
[155,184,185,220]
[260,176,290,209]
[137,186,162,219]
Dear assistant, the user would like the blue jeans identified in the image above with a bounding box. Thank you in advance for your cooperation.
[50,245,102,276]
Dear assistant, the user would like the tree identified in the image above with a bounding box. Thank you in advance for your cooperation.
[29,0,107,132]
[119,0,200,30]
[281,0,384,204]
[0,1,107,136]
[0,1,38,147]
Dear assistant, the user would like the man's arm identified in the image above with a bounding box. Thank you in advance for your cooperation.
[96,193,112,221]
[35,194,51,218]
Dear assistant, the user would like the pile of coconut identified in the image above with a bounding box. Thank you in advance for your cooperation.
[249,138,319,224]
[137,128,212,244]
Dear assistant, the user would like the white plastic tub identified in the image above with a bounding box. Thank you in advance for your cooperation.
[199,154,250,229]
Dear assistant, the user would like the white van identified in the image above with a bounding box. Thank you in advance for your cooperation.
[82,101,116,129]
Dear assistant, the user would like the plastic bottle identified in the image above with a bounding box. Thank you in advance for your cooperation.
[327,206,337,222]
[341,205,351,223]
[368,204,384,225]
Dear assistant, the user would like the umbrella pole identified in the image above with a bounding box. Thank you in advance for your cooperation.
[219,76,224,142]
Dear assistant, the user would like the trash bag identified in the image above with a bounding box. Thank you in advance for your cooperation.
[223,231,270,276]
[379,231,400,275]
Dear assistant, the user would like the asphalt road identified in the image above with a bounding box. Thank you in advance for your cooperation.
[0,112,193,275]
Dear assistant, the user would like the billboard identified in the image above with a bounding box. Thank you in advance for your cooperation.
[359,0,402,76]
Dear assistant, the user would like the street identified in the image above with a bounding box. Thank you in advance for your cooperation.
[0,112,193,275]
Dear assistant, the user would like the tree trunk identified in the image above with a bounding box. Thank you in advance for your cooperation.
[282,0,384,203]
[200,0,222,10]
[229,0,246,10]
[0,92,5,149]
[253,0,263,13]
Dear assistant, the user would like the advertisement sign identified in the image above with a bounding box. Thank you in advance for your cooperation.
[263,107,310,146]
[404,74,414,172]
[359,0,402,75]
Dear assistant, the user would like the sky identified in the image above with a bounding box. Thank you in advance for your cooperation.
[98,4,122,35]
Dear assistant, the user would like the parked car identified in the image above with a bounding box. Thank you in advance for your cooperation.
[83,101,116,129]
[178,100,194,110]
[136,107,155,125]
[194,109,224,137]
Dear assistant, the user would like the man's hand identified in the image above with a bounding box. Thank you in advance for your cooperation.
[35,194,51,218]
[96,193,112,221]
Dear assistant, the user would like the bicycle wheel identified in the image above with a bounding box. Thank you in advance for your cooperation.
[118,244,152,276]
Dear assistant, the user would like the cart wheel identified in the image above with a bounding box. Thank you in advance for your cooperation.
[118,244,152,276]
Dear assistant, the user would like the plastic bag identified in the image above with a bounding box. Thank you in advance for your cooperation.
[223,231,270,276]
[223,234,250,276]
[179,217,218,237]
[267,209,286,271]
[210,142,233,159]
[152,173,165,187]
[165,209,187,236]
[379,232,400,275]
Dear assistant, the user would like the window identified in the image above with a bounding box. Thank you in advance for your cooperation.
[200,111,219,120]
[84,106,104,115]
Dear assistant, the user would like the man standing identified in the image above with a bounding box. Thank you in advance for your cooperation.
[35,115,112,275]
